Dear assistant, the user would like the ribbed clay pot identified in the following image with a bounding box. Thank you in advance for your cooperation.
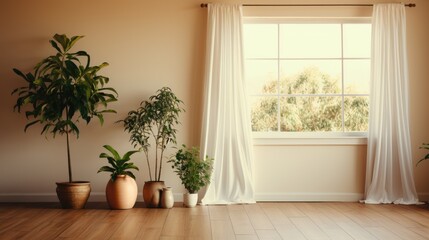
[56,181,91,209]
[106,175,138,210]
[143,181,165,208]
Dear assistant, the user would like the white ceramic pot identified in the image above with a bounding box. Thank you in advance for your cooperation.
[183,193,198,207]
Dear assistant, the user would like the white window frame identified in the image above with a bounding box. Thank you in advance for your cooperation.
[244,17,371,145]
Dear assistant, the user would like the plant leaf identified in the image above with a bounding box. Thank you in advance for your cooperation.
[49,40,62,53]
[97,166,115,173]
[103,145,120,160]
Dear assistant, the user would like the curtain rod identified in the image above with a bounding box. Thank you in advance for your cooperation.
[200,3,416,8]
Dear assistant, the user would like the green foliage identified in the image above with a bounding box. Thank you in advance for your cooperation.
[251,67,368,132]
[98,145,140,181]
[11,34,118,182]
[121,87,184,181]
[168,145,214,194]
[417,143,429,166]
[12,34,118,137]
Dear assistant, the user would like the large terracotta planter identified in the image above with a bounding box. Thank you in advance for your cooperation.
[106,175,138,210]
[143,181,165,208]
[56,181,91,209]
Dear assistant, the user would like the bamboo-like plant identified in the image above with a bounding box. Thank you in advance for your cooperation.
[12,34,118,183]
[121,87,183,181]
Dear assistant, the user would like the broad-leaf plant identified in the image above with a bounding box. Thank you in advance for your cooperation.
[12,34,118,182]
[98,145,140,181]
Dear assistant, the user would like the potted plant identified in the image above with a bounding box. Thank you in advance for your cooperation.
[98,145,139,209]
[120,87,183,208]
[169,145,213,207]
[11,34,118,209]
[417,143,429,165]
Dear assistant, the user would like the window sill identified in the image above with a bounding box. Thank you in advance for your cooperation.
[252,132,368,146]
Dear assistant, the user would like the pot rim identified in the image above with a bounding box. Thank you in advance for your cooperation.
[56,181,90,186]
[184,192,198,195]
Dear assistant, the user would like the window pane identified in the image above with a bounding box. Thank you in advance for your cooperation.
[344,96,369,131]
[251,96,278,132]
[343,24,371,58]
[280,60,341,94]
[244,20,371,134]
[279,24,341,58]
[344,59,370,94]
[244,24,278,58]
[280,96,342,132]
[246,60,278,95]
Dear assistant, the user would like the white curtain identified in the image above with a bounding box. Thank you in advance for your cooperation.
[364,3,419,204]
[200,3,256,204]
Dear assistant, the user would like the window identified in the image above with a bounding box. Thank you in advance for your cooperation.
[244,19,371,136]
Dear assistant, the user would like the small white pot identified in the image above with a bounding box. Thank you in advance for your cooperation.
[183,193,198,207]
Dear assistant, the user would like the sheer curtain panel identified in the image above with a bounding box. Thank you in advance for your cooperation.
[364,3,419,204]
[200,3,256,204]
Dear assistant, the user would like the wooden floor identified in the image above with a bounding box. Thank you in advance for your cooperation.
[1,202,429,240]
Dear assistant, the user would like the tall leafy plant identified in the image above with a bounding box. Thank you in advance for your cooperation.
[121,87,183,181]
[12,34,118,182]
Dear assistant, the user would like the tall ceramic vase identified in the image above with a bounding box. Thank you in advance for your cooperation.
[105,175,138,210]
[143,181,165,208]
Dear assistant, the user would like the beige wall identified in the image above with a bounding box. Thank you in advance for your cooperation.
[1,0,428,202]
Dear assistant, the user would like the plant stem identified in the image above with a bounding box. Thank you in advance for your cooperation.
[155,144,158,181]
[158,137,166,181]
[144,150,152,181]
[66,128,73,183]
[152,129,159,181]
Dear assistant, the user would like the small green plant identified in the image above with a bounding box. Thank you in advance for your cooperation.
[120,87,184,181]
[417,143,429,166]
[98,145,140,181]
[168,145,214,194]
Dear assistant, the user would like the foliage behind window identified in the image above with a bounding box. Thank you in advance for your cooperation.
[244,21,371,133]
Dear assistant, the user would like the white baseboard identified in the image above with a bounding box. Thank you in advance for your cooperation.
[0,192,184,203]
[255,192,364,202]
[2,192,427,203]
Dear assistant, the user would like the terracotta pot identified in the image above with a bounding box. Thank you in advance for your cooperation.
[143,181,165,208]
[106,175,138,210]
[183,193,198,208]
[56,181,91,209]
[161,187,174,209]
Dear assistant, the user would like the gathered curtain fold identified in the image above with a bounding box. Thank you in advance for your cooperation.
[200,3,256,204]
[364,3,419,204]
